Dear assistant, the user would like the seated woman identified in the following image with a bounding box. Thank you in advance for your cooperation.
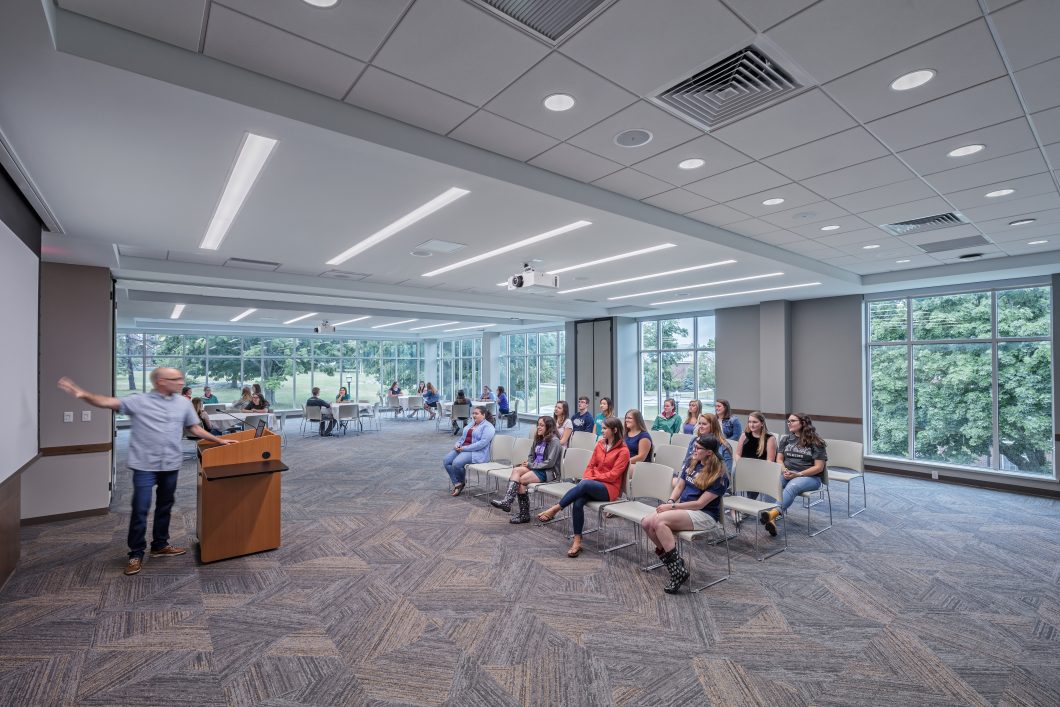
[682,399,702,434]
[624,409,653,466]
[553,400,574,447]
[231,386,252,410]
[451,389,471,434]
[594,397,615,438]
[191,397,223,435]
[641,435,729,594]
[422,382,440,419]
[335,386,351,402]
[681,414,733,471]
[733,411,776,500]
[651,397,681,436]
[246,392,270,412]
[537,417,630,558]
[480,385,496,402]
[388,381,402,396]
[491,416,561,523]
[443,405,496,496]
[759,412,827,536]
[417,381,426,395]
[715,398,742,440]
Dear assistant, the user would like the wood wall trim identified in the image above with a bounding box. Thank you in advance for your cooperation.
[39,442,113,457]
[732,409,862,425]
[0,472,20,591]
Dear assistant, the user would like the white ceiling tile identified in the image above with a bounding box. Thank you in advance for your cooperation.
[984,0,1021,9]
[685,204,750,227]
[484,53,637,141]
[1000,241,1060,256]
[725,218,781,237]
[816,227,888,247]
[726,183,819,217]
[866,77,1023,152]
[802,156,918,198]
[924,148,1049,193]
[766,0,982,84]
[213,0,410,62]
[858,196,954,226]
[823,20,1006,123]
[962,192,1060,224]
[796,242,846,259]
[592,168,672,200]
[751,230,804,245]
[528,143,623,182]
[117,244,167,259]
[372,0,549,105]
[761,128,888,180]
[942,172,1057,210]
[791,215,875,238]
[1033,106,1060,145]
[896,118,1038,175]
[1014,56,1060,114]
[721,0,818,31]
[976,207,1060,234]
[684,162,789,202]
[203,5,363,99]
[935,245,1005,262]
[832,179,938,213]
[58,0,207,51]
[166,250,227,266]
[759,200,850,229]
[711,89,857,159]
[1045,142,1060,165]
[990,0,1060,71]
[641,189,716,214]
[567,101,703,166]
[631,134,751,186]
[346,67,476,135]
[560,0,753,96]
[987,221,1060,242]
[450,111,558,162]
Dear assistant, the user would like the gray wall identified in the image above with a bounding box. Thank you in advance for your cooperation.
[715,305,760,412]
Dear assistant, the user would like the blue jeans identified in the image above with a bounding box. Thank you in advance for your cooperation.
[780,474,822,512]
[128,469,179,559]
[558,479,610,535]
[443,449,474,486]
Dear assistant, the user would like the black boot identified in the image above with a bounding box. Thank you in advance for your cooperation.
[661,549,690,594]
[510,493,531,524]
[490,481,518,512]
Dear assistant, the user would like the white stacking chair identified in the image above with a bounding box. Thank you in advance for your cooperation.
[676,519,732,592]
[335,404,357,435]
[463,434,515,495]
[358,403,381,432]
[570,431,596,451]
[722,457,788,560]
[204,403,227,414]
[596,461,674,558]
[485,437,532,496]
[648,429,672,451]
[799,466,832,536]
[274,410,289,447]
[669,432,694,449]
[532,446,592,524]
[301,405,323,437]
[435,400,450,430]
[652,444,687,478]
[384,394,402,419]
[404,395,424,420]
[823,439,866,517]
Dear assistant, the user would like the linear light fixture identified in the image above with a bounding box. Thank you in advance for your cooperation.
[409,321,459,330]
[200,133,278,250]
[170,304,185,319]
[547,243,677,275]
[333,316,370,326]
[230,308,257,322]
[283,312,318,325]
[327,187,469,265]
[443,324,496,332]
[558,260,735,294]
[651,282,820,306]
[422,220,592,277]
[371,318,417,329]
[608,272,784,300]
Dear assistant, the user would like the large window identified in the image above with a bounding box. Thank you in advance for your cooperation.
[639,316,715,420]
[437,337,481,400]
[867,285,1053,477]
[500,330,565,415]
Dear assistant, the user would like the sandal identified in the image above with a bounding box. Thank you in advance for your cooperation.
[450,484,465,497]
[536,509,558,523]
[567,544,582,558]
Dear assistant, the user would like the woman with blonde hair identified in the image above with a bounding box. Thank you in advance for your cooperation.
[681,413,733,472]
[682,399,702,434]
[231,386,252,410]
[191,397,223,435]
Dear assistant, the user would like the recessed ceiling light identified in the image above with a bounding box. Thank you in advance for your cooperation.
[558,260,736,294]
[443,324,497,333]
[1028,240,1048,245]
[608,272,784,300]
[547,243,676,275]
[1009,218,1036,226]
[333,316,370,326]
[422,220,591,277]
[896,259,911,263]
[200,133,277,250]
[543,94,575,111]
[410,249,433,257]
[762,198,785,206]
[651,282,821,306]
[862,244,880,249]
[302,0,339,6]
[327,187,469,265]
[678,158,705,170]
[283,312,318,325]
[614,129,652,147]
[231,308,257,322]
[820,225,840,231]
[985,188,1014,198]
[409,321,459,331]
[371,319,418,329]
[890,69,935,91]
[170,304,185,320]
[947,144,984,158]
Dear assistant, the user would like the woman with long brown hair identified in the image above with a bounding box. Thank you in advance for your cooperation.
[714,398,741,440]
[680,413,733,473]
[594,397,615,437]
[759,413,827,536]
[623,408,652,465]
[491,416,561,523]
[553,400,573,447]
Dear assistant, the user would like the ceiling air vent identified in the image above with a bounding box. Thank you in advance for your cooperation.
[469,0,617,44]
[654,46,801,131]
[917,235,990,254]
[320,270,369,280]
[224,257,280,271]
[880,212,968,237]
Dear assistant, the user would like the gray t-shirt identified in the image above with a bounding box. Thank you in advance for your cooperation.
[778,434,827,474]
[118,391,199,471]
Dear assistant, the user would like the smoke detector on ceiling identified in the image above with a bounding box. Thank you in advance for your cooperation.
[614,129,653,147]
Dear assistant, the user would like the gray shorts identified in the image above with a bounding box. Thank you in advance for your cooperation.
[685,509,719,531]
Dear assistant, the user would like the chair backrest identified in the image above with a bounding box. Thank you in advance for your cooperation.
[245,414,268,429]
[629,461,676,503]
[451,403,470,419]
[336,404,356,420]
[824,438,863,472]
[510,437,532,464]
[489,434,515,463]
[731,457,783,498]
[652,444,687,474]
[204,403,227,414]
[406,395,423,407]
[305,405,323,422]
[648,429,671,449]
[560,446,592,480]
[570,431,596,451]
[386,394,400,408]
[669,432,693,449]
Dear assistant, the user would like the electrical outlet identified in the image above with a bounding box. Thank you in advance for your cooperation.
[82,410,92,422]
[63,411,73,423]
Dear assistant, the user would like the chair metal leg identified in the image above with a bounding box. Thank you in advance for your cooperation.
[808,486,833,537]
[847,476,867,517]
[687,524,731,593]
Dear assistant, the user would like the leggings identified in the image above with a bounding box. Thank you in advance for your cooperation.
[558,479,610,535]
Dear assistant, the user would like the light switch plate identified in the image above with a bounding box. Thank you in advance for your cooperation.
[63,411,73,422]
[82,410,92,422]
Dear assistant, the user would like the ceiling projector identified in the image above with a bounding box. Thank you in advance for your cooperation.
[507,264,559,291]
[313,321,337,334]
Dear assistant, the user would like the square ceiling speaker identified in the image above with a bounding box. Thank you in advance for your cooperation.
[469,0,617,43]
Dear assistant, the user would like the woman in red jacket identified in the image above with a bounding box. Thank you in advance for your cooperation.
[536,416,630,557]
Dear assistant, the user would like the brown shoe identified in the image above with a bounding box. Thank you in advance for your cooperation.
[124,557,142,575]
[149,545,187,558]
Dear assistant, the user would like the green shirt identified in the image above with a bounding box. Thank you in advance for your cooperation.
[651,414,681,435]
[202,394,219,404]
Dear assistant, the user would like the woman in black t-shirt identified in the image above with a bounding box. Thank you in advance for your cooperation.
[734,411,777,499]
[759,413,827,536]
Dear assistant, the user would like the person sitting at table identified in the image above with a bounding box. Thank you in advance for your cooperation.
[443,405,496,496]
[651,397,681,436]
[422,382,440,420]
[335,386,350,402]
[451,389,471,434]
[201,386,219,405]
[496,386,511,427]
[491,416,561,523]
[480,385,496,402]
[388,381,402,396]
[682,399,702,434]
[191,397,224,435]
[553,400,574,447]
[388,381,403,414]
[306,386,335,436]
[595,397,615,438]
[246,392,270,412]
[231,386,252,410]
[252,383,265,398]
[417,381,426,395]
[181,386,192,400]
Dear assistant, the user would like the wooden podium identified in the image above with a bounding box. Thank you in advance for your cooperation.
[197,428,288,563]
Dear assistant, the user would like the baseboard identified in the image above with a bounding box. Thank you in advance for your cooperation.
[20,507,109,526]
[865,464,1060,500]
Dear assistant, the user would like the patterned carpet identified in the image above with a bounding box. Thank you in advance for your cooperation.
[2,417,1059,706]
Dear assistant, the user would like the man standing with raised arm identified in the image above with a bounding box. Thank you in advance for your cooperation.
[58,367,234,576]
